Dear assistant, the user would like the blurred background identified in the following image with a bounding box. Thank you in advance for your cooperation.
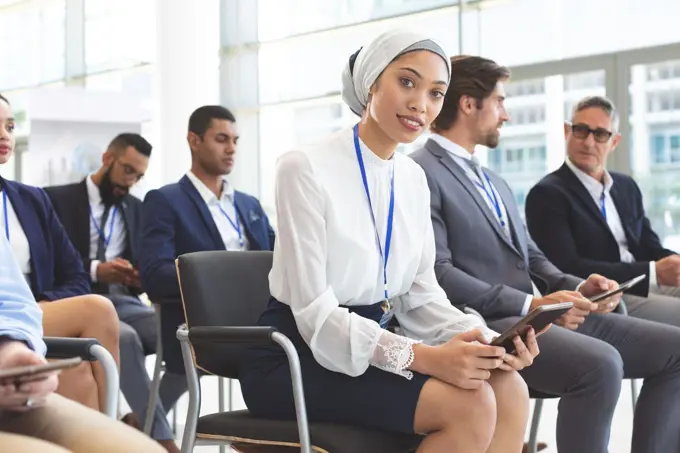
[2,1,679,450]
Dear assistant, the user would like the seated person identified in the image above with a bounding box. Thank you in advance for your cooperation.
[44,133,181,452]
[239,30,536,453]
[0,227,164,453]
[0,93,119,413]
[526,95,680,328]
[411,55,680,453]
[139,105,274,392]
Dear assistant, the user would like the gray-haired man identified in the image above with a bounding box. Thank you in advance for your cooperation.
[526,95,680,331]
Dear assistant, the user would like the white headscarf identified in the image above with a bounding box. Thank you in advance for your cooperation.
[341,29,451,116]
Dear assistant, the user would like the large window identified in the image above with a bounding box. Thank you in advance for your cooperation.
[84,0,155,73]
[256,0,457,42]
[0,0,65,90]
[631,60,680,249]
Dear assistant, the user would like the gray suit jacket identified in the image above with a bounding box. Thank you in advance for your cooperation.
[410,138,582,319]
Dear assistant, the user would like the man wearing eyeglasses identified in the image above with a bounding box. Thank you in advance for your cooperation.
[45,134,182,452]
[526,95,680,329]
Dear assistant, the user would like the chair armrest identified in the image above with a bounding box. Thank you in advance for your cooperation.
[617,299,629,316]
[44,337,100,361]
[188,326,278,345]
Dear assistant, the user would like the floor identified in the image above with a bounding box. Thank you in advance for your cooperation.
[167,373,637,452]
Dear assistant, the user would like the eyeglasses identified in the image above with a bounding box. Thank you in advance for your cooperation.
[569,123,613,143]
[114,159,144,181]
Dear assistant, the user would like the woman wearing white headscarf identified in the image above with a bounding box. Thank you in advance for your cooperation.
[239,29,535,452]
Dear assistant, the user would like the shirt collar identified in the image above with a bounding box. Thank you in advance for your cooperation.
[86,174,102,206]
[430,134,476,162]
[565,158,613,196]
[186,171,234,205]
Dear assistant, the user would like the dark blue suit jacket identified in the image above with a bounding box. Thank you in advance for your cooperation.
[526,163,675,297]
[0,177,90,302]
[139,175,275,372]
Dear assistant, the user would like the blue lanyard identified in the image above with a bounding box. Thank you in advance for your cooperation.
[353,123,395,301]
[2,190,8,241]
[89,205,118,249]
[600,191,607,221]
[217,202,244,249]
[473,172,505,229]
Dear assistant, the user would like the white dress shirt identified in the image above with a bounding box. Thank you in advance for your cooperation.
[269,127,495,379]
[1,188,32,277]
[565,159,657,286]
[86,175,127,281]
[185,172,249,251]
[430,134,540,314]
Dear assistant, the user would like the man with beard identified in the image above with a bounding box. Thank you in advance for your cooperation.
[45,133,182,453]
[410,55,680,453]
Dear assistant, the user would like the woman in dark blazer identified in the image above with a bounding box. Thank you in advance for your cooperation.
[0,93,119,413]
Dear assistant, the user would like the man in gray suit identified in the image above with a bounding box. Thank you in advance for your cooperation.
[411,55,680,453]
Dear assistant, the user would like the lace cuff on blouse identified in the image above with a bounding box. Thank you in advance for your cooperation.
[370,330,421,379]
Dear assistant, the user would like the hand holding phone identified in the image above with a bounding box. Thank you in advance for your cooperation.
[588,274,646,303]
[491,302,573,353]
[0,343,73,411]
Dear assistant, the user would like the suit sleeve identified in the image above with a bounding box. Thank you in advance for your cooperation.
[36,189,91,301]
[139,189,181,301]
[426,172,528,318]
[525,182,651,297]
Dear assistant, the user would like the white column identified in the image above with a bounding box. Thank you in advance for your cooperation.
[153,0,220,189]
[545,75,566,172]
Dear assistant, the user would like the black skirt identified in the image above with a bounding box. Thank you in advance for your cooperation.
[239,298,429,435]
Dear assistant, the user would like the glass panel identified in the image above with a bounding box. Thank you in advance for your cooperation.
[631,60,680,249]
[490,71,605,217]
[256,0,457,42]
[476,0,680,67]
[0,0,65,90]
[257,10,459,104]
[84,0,155,73]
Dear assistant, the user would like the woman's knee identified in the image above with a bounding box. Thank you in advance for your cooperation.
[79,295,120,338]
[489,370,530,419]
[416,378,496,442]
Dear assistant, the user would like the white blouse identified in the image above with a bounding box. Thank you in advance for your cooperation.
[269,127,496,379]
[1,189,32,276]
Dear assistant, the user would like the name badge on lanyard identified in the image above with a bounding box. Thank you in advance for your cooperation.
[89,205,118,250]
[474,172,506,230]
[217,202,244,249]
[2,190,8,240]
[353,124,395,329]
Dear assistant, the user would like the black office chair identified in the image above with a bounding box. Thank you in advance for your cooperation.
[175,250,424,453]
[44,337,119,418]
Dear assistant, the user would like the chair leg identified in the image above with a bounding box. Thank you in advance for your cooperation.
[272,332,312,453]
[177,327,201,453]
[145,304,165,435]
[219,377,225,453]
[631,379,639,409]
[528,399,544,453]
[89,344,119,419]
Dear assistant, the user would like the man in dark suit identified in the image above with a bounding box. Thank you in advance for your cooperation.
[139,105,274,391]
[411,56,680,453]
[45,134,181,452]
[525,95,680,328]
